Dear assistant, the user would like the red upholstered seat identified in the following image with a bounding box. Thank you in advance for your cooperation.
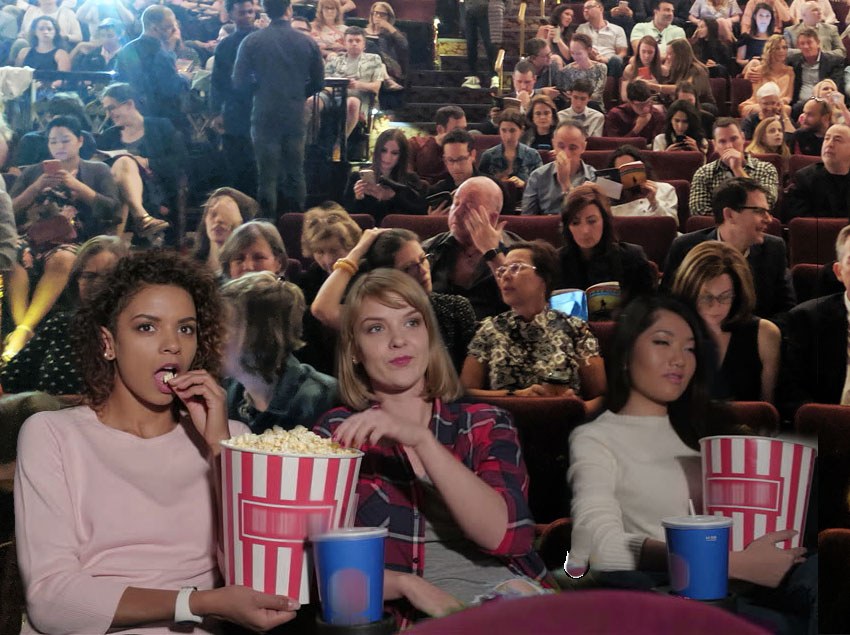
[641,150,705,182]
[726,401,779,435]
[404,590,772,634]
[588,320,616,360]
[586,136,647,151]
[729,78,753,116]
[820,528,850,633]
[788,217,847,266]
[791,263,826,303]
[666,179,691,231]
[709,77,729,116]
[472,134,501,162]
[380,214,448,241]
[580,150,611,171]
[278,213,374,262]
[611,215,678,268]
[787,153,821,180]
[500,215,563,247]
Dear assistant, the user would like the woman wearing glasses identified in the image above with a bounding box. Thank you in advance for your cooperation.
[310,0,346,59]
[671,241,780,402]
[460,240,606,411]
[364,1,409,91]
[311,228,476,371]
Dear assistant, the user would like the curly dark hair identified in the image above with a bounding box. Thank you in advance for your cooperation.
[71,250,224,408]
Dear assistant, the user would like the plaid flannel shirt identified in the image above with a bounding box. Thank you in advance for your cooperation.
[688,154,778,216]
[314,399,552,623]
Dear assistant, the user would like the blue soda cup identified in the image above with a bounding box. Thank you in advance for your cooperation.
[312,527,388,625]
[662,515,733,600]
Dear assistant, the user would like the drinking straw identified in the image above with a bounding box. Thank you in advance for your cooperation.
[688,499,696,516]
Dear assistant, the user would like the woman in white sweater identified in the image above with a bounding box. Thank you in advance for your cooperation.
[566,295,815,631]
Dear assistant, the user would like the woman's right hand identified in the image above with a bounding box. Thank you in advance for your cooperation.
[194,586,299,630]
[353,178,367,200]
[394,574,464,618]
[514,384,549,397]
[347,227,387,262]
[729,529,807,588]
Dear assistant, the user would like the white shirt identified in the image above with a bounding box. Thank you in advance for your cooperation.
[558,105,605,137]
[576,21,627,58]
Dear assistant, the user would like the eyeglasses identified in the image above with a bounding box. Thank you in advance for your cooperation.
[400,253,430,276]
[495,262,537,279]
[737,205,772,217]
[371,10,390,16]
[307,212,344,227]
[697,291,735,308]
[444,155,471,164]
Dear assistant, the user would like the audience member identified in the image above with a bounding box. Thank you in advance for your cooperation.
[364,1,409,90]
[746,114,792,156]
[425,128,482,206]
[630,0,687,57]
[343,128,427,224]
[14,251,299,633]
[461,0,496,88]
[233,0,324,215]
[813,78,850,124]
[408,105,466,184]
[222,271,338,432]
[689,118,779,214]
[786,27,845,107]
[75,0,134,36]
[603,79,665,144]
[576,0,628,78]
[523,120,596,215]
[619,35,663,103]
[98,82,187,240]
[209,0,258,198]
[12,93,96,167]
[424,176,519,319]
[0,236,127,397]
[790,96,833,154]
[788,0,837,24]
[604,0,649,35]
[219,219,288,280]
[688,0,741,44]
[740,0,791,35]
[70,18,123,72]
[558,182,658,310]
[738,35,794,117]
[116,5,190,139]
[524,38,563,95]
[310,0,345,59]
[546,4,578,62]
[15,16,70,81]
[557,33,608,108]
[20,0,82,44]
[653,38,715,107]
[311,227,477,371]
[672,241,780,402]
[666,177,795,319]
[478,108,543,191]
[558,78,605,137]
[522,93,559,148]
[740,80,796,138]
[608,145,680,218]
[192,187,259,277]
[314,268,552,626]
[782,123,850,220]
[784,0,844,53]
[778,223,850,418]
[737,2,776,64]
[689,17,736,77]
[675,79,718,129]
[652,98,709,152]
[460,240,606,408]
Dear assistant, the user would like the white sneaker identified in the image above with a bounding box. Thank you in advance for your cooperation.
[461,76,481,89]
[490,75,500,90]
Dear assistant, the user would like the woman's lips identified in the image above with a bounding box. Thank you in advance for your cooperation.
[389,356,412,367]
[664,372,684,385]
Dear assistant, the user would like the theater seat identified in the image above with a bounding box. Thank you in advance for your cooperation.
[788,217,847,266]
[586,136,647,151]
[588,320,615,360]
[404,591,772,634]
[472,134,502,162]
[500,215,563,247]
[726,401,779,435]
[665,179,691,231]
[729,78,753,116]
[709,77,729,116]
[787,153,821,180]
[641,150,705,182]
[791,263,826,303]
[820,528,850,634]
[380,214,448,241]
[278,212,374,262]
[580,150,611,171]
[611,216,678,268]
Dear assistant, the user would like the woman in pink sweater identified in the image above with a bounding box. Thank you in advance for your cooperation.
[14,251,299,634]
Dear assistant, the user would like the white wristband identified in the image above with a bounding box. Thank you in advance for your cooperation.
[175,586,203,625]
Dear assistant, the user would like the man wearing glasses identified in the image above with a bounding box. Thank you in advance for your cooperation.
[576,0,627,78]
[783,124,850,220]
[524,38,563,93]
[663,177,795,319]
[629,0,685,58]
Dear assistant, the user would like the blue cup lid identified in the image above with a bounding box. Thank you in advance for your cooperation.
[662,515,734,529]
[311,527,388,541]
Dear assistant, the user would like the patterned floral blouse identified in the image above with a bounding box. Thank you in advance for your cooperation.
[556,61,608,106]
[467,309,600,392]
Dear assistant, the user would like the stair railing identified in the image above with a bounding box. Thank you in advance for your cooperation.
[518,1,527,56]
[494,48,505,94]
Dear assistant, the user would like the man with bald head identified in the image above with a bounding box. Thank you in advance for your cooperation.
[782,123,850,221]
[422,177,521,319]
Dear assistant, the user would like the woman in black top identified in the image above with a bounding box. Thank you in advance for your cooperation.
[556,183,656,320]
[343,128,426,224]
[522,94,559,150]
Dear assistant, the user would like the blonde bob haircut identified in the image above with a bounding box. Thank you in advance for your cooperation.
[337,268,463,410]
[671,241,756,329]
[221,271,306,384]
[301,203,363,259]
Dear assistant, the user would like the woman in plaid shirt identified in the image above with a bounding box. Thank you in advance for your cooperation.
[314,269,552,627]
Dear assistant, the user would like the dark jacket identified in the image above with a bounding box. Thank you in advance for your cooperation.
[777,292,845,421]
[209,26,256,138]
[782,162,850,222]
[343,171,427,225]
[787,50,845,104]
[661,227,796,319]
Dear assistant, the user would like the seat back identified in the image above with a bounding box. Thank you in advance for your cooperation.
[278,213,374,262]
[380,214,449,241]
[666,179,691,231]
[787,153,821,180]
[501,215,563,247]
[611,215,678,268]
[788,217,847,266]
[791,263,826,303]
[588,320,616,360]
[726,401,779,435]
[641,150,705,182]
[729,78,753,116]
[586,136,647,151]
[472,134,501,164]
[480,396,587,523]
[820,528,850,634]
[709,77,729,116]
[580,149,612,171]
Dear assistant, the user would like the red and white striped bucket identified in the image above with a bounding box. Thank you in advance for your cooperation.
[700,436,816,551]
[220,443,363,604]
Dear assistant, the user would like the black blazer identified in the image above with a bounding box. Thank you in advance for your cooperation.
[787,50,845,104]
[777,292,846,421]
[782,162,850,222]
[662,227,796,319]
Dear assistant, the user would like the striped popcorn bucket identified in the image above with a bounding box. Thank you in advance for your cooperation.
[700,436,816,551]
[220,442,363,604]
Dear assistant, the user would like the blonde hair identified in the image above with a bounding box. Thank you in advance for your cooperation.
[314,0,343,27]
[746,115,790,157]
[762,35,787,76]
[337,269,462,410]
[671,241,756,328]
[301,203,363,259]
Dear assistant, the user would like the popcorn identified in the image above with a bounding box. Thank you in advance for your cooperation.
[226,425,358,455]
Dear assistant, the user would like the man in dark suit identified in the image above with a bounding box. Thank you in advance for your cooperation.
[786,27,845,111]
[782,123,850,221]
[662,177,796,319]
[777,223,850,421]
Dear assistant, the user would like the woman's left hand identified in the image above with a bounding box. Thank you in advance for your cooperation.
[56,170,83,194]
[332,407,429,450]
[374,184,395,201]
[680,135,699,151]
[463,205,506,255]
[166,370,230,451]
[506,175,525,188]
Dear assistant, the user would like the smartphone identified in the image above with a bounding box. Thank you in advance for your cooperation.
[176,58,195,74]
[675,134,686,143]
[359,168,376,185]
[830,92,844,105]
[637,66,652,80]
[42,159,61,175]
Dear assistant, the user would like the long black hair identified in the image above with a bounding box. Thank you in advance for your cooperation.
[662,99,707,147]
